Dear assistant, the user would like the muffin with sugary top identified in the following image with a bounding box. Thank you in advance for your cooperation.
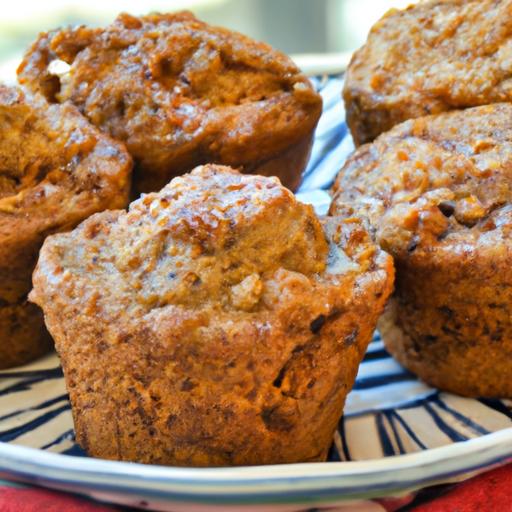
[344,0,512,145]
[0,85,131,369]
[31,164,393,466]
[18,11,322,194]
[331,103,512,397]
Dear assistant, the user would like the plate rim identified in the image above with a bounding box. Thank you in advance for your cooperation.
[1,427,512,504]
[1,67,511,506]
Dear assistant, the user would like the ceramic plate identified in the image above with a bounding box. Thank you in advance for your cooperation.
[1,76,511,511]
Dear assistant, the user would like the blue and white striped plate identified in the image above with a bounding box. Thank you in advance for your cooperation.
[1,76,511,511]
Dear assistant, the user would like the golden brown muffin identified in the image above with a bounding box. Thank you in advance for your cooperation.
[30,165,393,466]
[0,85,132,369]
[18,12,322,194]
[344,0,512,145]
[331,103,512,397]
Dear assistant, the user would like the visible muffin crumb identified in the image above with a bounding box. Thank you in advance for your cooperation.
[0,85,132,369]
[18,12,322,193]
[31,165,393,466]
[344,0,512,144]
[332,103,512,397]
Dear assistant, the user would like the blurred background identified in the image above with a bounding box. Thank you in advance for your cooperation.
[0,0,413,80]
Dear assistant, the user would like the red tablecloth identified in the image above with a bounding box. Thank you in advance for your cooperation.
[1,462,512,512]
[0,485,119,511]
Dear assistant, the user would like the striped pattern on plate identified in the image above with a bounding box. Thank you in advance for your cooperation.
[1,333,511,461]
[0,76,511,510]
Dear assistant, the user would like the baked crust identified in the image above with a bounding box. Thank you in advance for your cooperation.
[331,103,512,397]
[18,12,322,193]
[0,302,53,369]
[0,85,132,369]
[31,165,393,466]
[344,0,512,145]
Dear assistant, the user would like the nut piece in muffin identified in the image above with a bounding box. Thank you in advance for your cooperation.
[18,12,322,194]
[30,164,393,466]
[344,0,512,145]
[331,103,512,397]
[0,85,132,369]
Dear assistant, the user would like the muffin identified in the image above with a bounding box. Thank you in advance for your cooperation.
[0,85,132,369]
[331,103,512,397]
[344,0,512,145]
[30,164,393,466]
[18,12,322,194]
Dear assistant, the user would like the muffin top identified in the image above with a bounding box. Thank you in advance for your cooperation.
[31,165,384,322]
[18,12,322,192]
[331,103,512,260]
[0,85,131,243]
[344,0,512,144]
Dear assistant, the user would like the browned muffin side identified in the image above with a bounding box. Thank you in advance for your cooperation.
[0,85,132,369]
[18,12,322,194]
[344,0,512,145]
[31,165,393,466]
[331,103,512,397]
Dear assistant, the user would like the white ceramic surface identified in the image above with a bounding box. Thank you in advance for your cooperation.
[1,76,511,511]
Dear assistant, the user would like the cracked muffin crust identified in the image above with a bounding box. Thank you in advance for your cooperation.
[0,85,132,369]
[18,12,322,194]
[344,0,512,145]
[331,103,512,397]
[31,165,393,466]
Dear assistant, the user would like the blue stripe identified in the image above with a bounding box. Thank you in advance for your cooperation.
[388,410,427,450]
[0,75,510,499]
[423,402,469,442]
[41,429,75,450]
[315,118,348,142]
[478,398,512,420]
[303,126,348,179]
[61,444,87,457]
[383,411,406,455]
[375,413,395,456]
[432,397,490,436]
[0,367,63,380]
[388,392,440,411]
[362,348,390,362]
[304,125,347,182]
[2,452,512,506]
[327,441,341,462]
[337,417,351,461]
[353,371,416,390]
[0,404,71,442]
[0,370,64,398]
[0,394,69,422]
